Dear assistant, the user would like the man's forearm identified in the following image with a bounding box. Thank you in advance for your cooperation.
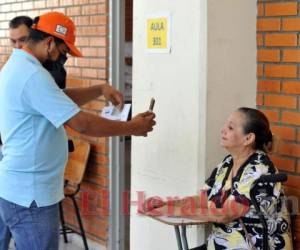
[66,111,133,137]
[64,85,104,106]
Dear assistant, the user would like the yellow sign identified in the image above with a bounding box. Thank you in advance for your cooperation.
[147,15,170,52]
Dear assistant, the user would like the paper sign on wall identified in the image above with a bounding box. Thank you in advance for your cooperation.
[146,13,171,53]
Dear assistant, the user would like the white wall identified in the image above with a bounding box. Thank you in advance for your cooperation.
[130,1,256,249]
[205,0,257,176]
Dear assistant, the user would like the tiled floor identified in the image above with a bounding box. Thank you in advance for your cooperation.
[59,238,84,250]
[9,235,103,250]
[9,239,83,250]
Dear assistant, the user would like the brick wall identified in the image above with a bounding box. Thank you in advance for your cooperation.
[257,0,300,188]
[0,0,110,246]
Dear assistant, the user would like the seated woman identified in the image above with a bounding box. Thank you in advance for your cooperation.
[142,107,292,250]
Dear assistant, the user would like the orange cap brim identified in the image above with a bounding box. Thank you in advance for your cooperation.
[65,41,82,57]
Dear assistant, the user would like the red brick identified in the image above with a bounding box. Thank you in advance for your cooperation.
[297,161,300,174]
[282,81,300,94]
[77,26,107,36]
[34,0,46,8]
[271,125,295,141]
[74,58,90,67]
[1,4,11,12]
[82,47,107,57]
[76,37,90,46]
[270,155,295,172]
[257,49,280,62]
[264,94,297,109]
[90,0,107,3]
[67,67,82,78]
[257,94,264,106]
[82,4,107,15]
[89,153,109,166]
[91,142,108,155]
[283,18,300,31]
[265,34,297,47]
[0,47,8,54]
[282,49,300,62]
[257,80,280,93]
[257,64,263,77]
[260,109,280,122]
[11,3,23,11]
[22,2,34,10]
[265,2,298,17]
[97,69,107,79]
[90,15,107,26]
[74,0,89,4]
[86,165,109,178]
[257,18,281,31]
[282,111,300,126]
[98,47,108,57]
[286,175,300,188]
[278,142,300,158]
[258,3,264,17]
[82,219,108,239]
[82,68,98,78]
[89,37,107,47]
[60,0,73,6]
[257,33,264,47]
[66,6,81,16]
[85,172,108,187]
[46,0,59,7]
[265,64,297,78]
[90,58,106,68]
[74,16,90,26]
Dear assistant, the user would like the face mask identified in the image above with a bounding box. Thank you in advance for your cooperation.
[56,53,68,65]
[43,52,67,89]
[44,52,67,66]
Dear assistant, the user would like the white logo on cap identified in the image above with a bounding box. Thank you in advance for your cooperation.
[55,25,67,36]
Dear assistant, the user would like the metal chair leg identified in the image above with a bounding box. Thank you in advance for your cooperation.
[71,196,89,250]
[181,225,189,250]
[175,225,183,250]
[59,201,68,243]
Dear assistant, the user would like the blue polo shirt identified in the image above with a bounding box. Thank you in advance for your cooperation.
[0,49,80,207]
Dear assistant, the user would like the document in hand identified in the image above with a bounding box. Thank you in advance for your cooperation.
[101,104,131,121]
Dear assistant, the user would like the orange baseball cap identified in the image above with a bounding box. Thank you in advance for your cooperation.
[32,12,82,57]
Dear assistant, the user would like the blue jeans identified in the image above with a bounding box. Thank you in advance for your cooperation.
[0,151,10,250]
[0,198,59,250]
[0,218,11,250]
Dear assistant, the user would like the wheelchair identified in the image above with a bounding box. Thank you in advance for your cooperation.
[249,173,288,250]
[176,173,288,250]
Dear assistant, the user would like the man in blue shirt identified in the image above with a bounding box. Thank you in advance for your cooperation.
[0,12,155,250]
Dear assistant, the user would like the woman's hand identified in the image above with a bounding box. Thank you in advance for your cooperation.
[140,197,166,214]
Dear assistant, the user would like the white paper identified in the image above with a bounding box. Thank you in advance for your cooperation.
[101,104,131,121]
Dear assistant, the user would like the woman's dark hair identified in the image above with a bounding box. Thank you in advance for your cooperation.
[238,107,272,152]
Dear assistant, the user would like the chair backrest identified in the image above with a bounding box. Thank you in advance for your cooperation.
[284,185,300,249]
[64,138,91,185]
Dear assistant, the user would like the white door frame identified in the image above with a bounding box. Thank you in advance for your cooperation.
[108,0,126,250]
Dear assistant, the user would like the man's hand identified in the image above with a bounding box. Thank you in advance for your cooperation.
[139,197,166,216]
[101,84,124,110]
[129,111,156,137]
